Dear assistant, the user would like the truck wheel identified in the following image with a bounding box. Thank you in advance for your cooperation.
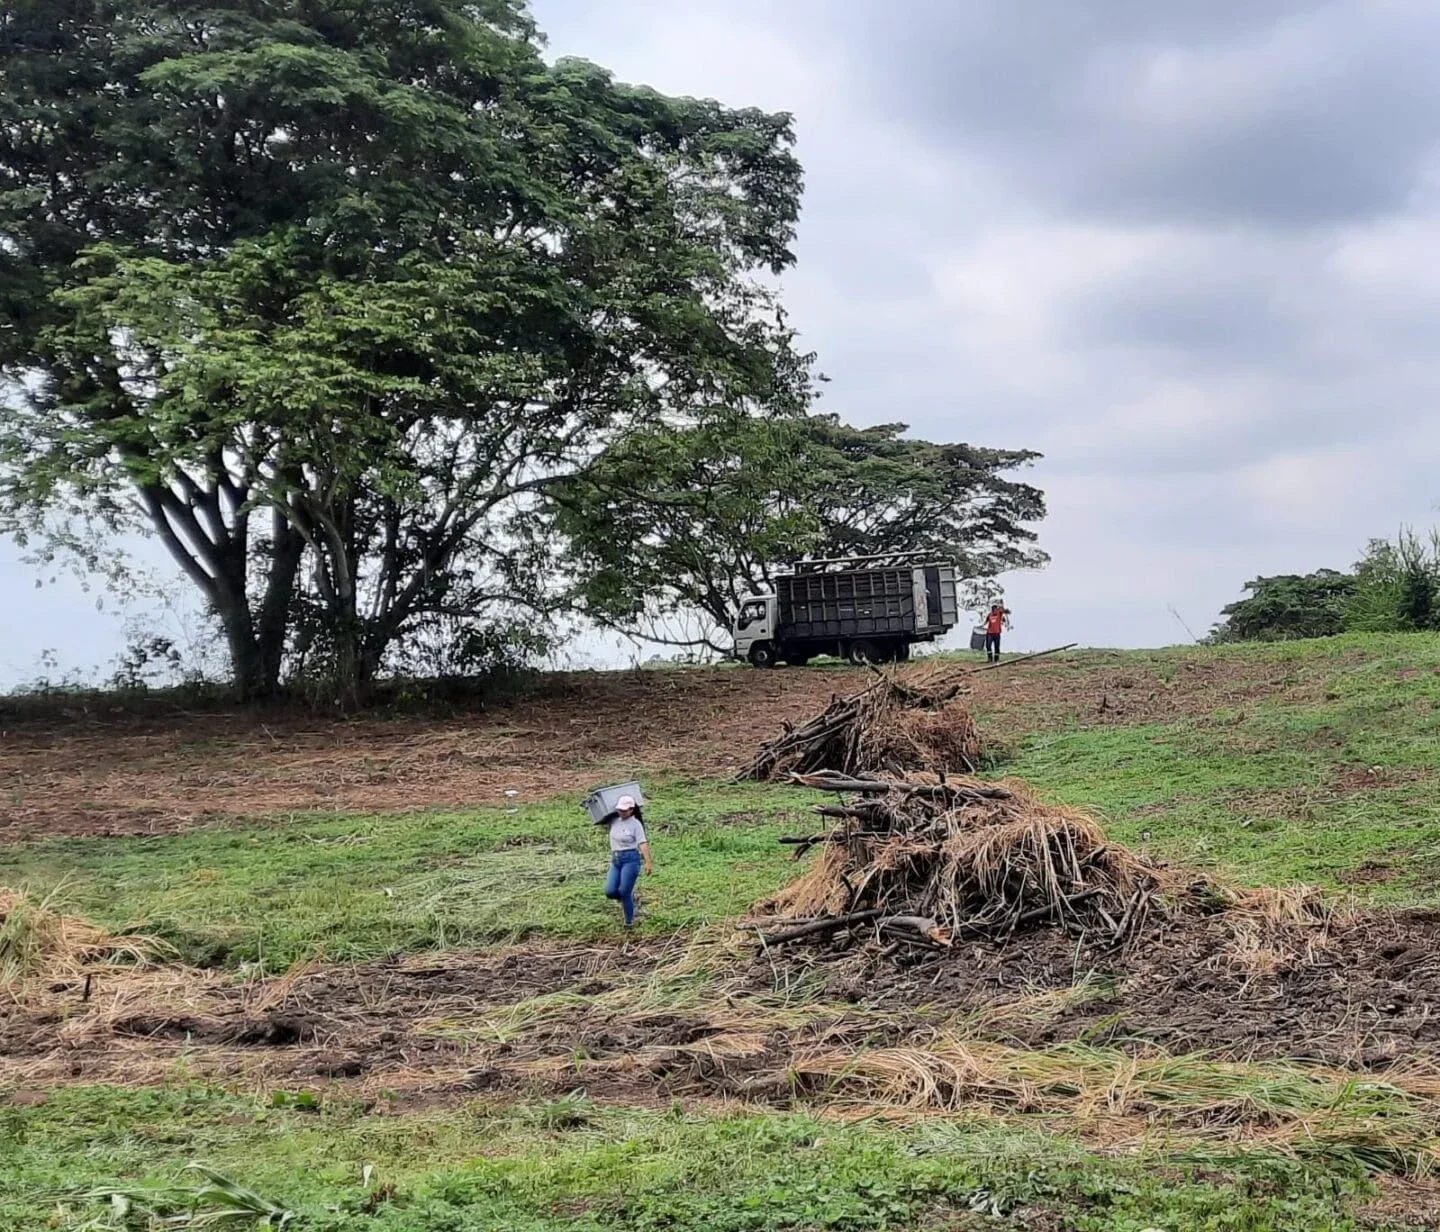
[749,642,778,669]
[847,640,879,666]
[891,642,911,663]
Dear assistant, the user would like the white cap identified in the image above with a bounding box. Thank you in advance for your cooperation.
[616,795,637,811]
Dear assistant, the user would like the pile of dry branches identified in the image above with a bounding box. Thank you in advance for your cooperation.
[753,773,1168,955]
[740,673,983,781]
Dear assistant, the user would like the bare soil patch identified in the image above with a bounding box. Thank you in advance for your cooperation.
[6,909,1440,1111]
[0,653,1357,841]
[1331,764,1434,795]
[804,908,1440,1069]
[0,940,666,1086]
[1339,860,1399,886]
[0,669,849,839]
[1360,1177,1440,1229]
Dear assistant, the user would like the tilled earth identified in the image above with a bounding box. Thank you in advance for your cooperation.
[812,908,1440,1068]
[6,909,1440,1108]
[0,943,659,1077]
[0,650,1350,840]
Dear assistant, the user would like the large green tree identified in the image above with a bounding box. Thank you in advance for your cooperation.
[0,0,806,695]
[1210,528,1440,644]
[554,413,1047,651]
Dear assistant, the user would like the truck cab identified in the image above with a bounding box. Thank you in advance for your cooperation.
[732,593,778,666]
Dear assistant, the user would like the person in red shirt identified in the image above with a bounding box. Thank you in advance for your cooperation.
[984,601,1011,663]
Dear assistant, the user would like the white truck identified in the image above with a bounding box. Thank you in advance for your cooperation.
[732,553,961,667]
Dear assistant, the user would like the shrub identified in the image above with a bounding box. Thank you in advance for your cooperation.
[1210,570,1356,643]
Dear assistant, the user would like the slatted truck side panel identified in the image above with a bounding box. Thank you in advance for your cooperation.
[732,554,961,667]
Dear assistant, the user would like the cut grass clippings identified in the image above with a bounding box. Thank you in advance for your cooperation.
[8,921,1440,1185]
[0,885,165,995]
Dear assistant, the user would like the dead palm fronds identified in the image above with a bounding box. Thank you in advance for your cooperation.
[756,777,1166,952]
[740,671,983,781]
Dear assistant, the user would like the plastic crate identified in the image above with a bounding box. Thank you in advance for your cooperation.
[583,780,646,825]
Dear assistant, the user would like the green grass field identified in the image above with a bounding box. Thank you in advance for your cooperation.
[1,1085,1391,1232]
[4,634,1440,1230]
[0,780,807,970]
[996,635,1440,897]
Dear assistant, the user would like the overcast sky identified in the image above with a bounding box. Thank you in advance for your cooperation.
[4,0,1439,684]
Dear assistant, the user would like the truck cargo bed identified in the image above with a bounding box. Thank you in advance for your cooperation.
[777,562,958,641]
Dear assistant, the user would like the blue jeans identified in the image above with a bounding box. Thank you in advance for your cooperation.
[605,849,642,926]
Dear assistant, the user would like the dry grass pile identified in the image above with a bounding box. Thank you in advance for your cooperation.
[753,774,1167,953]
[1200,882,1340,973]
[740,670,982,781]
[0,886,165,996]
[773,1037,1440,1172]
[744,672,1339,964]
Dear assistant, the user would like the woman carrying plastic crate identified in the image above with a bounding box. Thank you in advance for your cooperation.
[603,795,653,928]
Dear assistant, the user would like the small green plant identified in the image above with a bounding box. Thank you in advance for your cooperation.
[267,1091,320,1113]
[522,1091,595,1131]
[89,1164,294,1228]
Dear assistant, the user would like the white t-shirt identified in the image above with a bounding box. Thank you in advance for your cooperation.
[609,816,648,853]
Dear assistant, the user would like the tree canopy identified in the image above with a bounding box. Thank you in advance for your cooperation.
[1,0,1050,691]
[1210,529,1440,644]
[1208,570,1356,643]
[1,0,807,694]
[554,414,1047,651]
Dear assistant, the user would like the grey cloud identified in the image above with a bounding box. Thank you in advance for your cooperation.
[797,230,934,300]
[1062,262,1300,364]
[531,0,1440,647]
[852,0,1440,226]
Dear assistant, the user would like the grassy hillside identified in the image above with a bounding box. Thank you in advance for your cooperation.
[4,634,1440,1230]
[0,781,806,968]
[991,635,1440,897]
[3,633,1437,969]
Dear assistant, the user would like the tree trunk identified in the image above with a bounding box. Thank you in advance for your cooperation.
[255,513,304,697]
[223,620,271,702]
[141,483,279,701]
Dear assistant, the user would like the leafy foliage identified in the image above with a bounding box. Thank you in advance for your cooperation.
[1213,529,1440,644]
[0,0,807,696]
[1346,530,1440,634]
[555,413,1047,649]
[1209,570,1357,643]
